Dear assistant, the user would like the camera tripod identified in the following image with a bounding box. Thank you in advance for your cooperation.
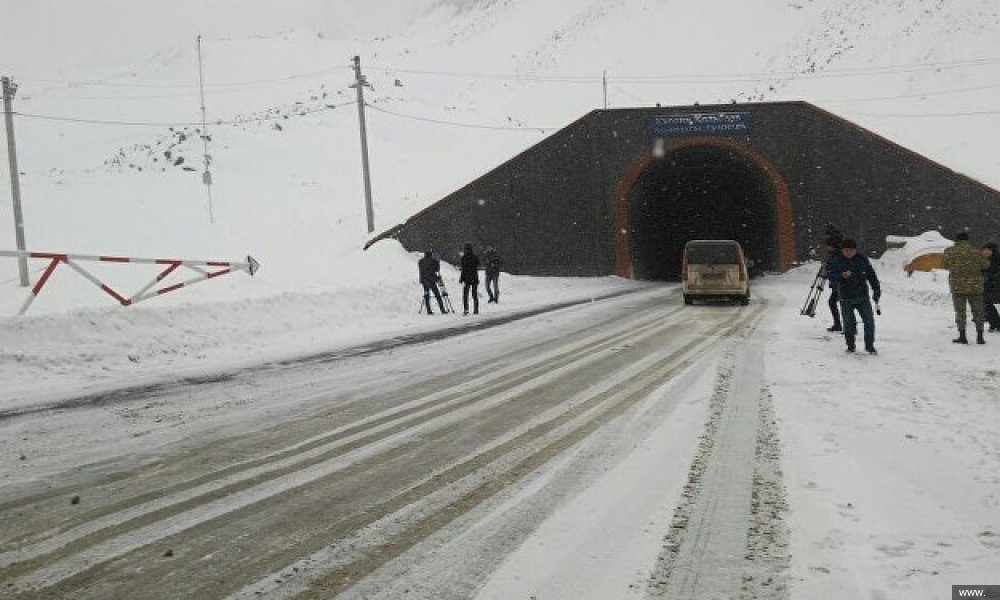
[418,276,456,315]
[800,265,826,317]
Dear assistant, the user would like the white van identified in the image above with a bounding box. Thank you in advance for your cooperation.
[682,240,750,305]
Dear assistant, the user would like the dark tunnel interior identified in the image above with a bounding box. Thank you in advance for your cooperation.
[627,146,778,280]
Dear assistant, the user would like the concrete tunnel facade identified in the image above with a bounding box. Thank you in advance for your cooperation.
[366,101,1000,279]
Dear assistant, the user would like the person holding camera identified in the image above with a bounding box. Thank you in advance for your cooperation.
[826,239,881,354]
[418,250,448,315]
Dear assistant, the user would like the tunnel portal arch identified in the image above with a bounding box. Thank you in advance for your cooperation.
[614,138,794,280]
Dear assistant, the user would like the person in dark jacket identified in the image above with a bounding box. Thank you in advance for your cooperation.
[826,239,881,354]
[483,246,501,303]
[459,242,480,315]
[943,232,989,344]
[418,250,447,315]
[981,241,1000,332]
[822,224,845,331]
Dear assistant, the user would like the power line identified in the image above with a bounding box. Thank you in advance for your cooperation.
[814,80,1000,104]
[616,59,1000,83]
[369,92,1000,132]
[24,95,990,132]
[365,102,553,132]
[12,67,353,89]
[14,53,1000,95]
[613,79,1000,106]
[608,84,645,104]
[19,53,1000,90]
[371,56,1000,85]
[11,101,354,128]
[841,107,1000,118]
[9,71,1000,133]
[32,82,356,102]
[370,67,599,83]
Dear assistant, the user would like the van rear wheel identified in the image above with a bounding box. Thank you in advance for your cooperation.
[739,294,750,306]
[684,295,693,305]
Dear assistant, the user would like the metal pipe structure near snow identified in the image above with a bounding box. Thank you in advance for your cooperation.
[0,250,260,315]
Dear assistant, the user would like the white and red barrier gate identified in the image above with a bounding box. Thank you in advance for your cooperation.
[0,250,260,315]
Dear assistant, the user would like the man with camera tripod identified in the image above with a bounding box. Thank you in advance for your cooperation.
[822,224,845,331]
[418,250,449,315]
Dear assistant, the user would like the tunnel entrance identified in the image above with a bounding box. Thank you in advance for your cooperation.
[626,143,781,280]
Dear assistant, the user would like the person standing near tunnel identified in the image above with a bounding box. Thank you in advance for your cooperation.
[983,242,1000,332]
[943,232,989,344]
[459,242,480,316]
[822,224,845,332]
[418,250,448,315]
[826,239,881,354]
[483,246,501,303]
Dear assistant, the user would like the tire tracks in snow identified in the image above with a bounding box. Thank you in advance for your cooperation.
[645,308,790,600]
[1,293,764,599]
[3,303,676,562]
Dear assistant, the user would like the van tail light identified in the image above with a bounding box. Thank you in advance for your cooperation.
[738,252,747,281]
[682,251,688,281]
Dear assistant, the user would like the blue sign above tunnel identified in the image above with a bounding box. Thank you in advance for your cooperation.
[647,111,752,137]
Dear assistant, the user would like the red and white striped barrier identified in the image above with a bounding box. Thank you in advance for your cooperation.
[0,250,260,315]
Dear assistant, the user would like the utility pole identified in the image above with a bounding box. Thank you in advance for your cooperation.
[2,76,28,287]
[602,70,608,109]
[196,35,214,224]
[352,55,375,234]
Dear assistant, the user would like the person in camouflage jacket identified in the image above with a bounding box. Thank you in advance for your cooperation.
[982,241,1000,332]
[943,232,990,344]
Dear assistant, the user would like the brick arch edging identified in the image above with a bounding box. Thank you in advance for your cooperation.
[612,137,795,278]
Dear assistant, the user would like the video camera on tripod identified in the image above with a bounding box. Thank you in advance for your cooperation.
[800,264,827,317]
[436,275,456,314]
[418,273,456,315]
[800,225,843,318]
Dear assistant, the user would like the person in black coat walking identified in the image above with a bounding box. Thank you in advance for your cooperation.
[459,242,480,315]
[822,224,845,331]
[826,239,882,354]
[483,246,501,303]
[418,250,447,315]
[982,241,1000,332]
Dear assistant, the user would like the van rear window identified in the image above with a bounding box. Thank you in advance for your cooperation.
[686,243,740,264]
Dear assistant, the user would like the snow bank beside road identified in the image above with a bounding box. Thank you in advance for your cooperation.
[0,264,642,412]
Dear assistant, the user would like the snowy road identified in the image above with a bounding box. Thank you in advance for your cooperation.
[0,286,788,599]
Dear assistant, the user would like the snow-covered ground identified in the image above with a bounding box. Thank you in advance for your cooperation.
[2,0,1000,597]
[2,251,998,599]
[771,256,1000,598]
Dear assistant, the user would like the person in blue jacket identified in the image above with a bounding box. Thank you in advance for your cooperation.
[826,239,882,354]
